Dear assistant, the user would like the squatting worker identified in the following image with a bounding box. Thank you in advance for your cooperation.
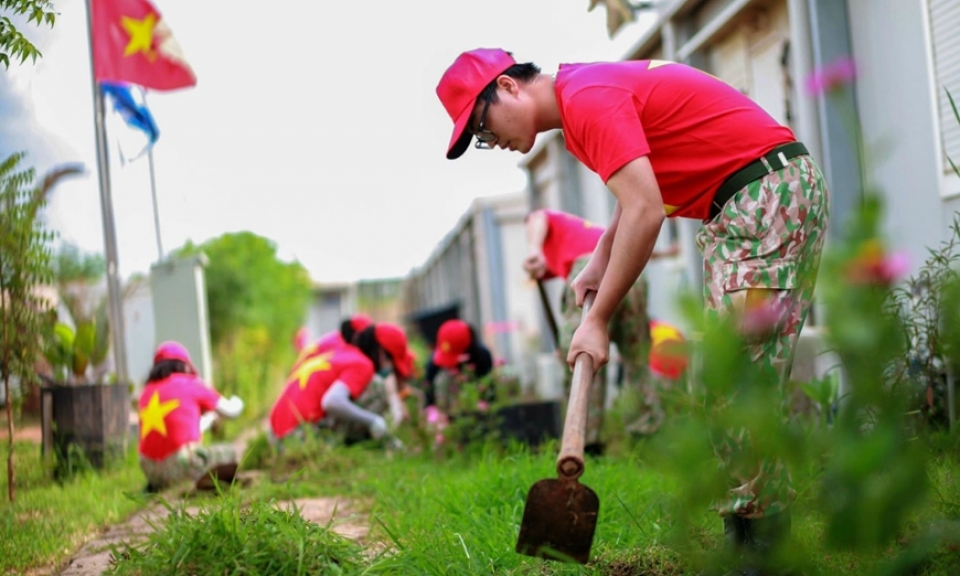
[436,48,829,567]
[138,341,244,492]
[269,323,414,447]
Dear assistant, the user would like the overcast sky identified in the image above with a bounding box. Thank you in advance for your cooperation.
[2,1,650,283]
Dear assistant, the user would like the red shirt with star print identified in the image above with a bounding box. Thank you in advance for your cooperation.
[138,373,221,461]
[268,346,375,439]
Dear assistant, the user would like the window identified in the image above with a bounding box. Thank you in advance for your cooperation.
[929,0,960,175]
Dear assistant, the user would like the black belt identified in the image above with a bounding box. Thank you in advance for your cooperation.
[708,141,809,221]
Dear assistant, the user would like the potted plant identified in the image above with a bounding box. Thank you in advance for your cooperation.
[39,262,129,471]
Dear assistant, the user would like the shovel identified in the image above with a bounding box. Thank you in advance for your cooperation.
[536,279,560,349]
[516,292,599,564]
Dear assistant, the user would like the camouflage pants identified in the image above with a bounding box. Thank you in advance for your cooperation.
[560,256,656,446]
[696,154,829,519]
[139,443,238,490]
[328,376,390,443]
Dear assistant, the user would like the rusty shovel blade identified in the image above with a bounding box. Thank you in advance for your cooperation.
[515,475,600,564]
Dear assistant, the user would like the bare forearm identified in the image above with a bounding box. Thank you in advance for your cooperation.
[525,210,548,253]
[591,204,620,270]
[589,157,665,325]
[589,206,663,324]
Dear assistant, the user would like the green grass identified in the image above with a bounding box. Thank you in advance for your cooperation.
[0,440,148,574]
[109,496,369,576]
[106,427,960,575]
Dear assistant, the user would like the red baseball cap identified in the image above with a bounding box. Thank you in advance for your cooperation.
[349,313,372,333]
[436,48,517,160]
[154,341,196,372]
[374,323,415,379]
[432,319,472,369]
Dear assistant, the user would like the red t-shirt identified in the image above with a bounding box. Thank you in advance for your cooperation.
[269,345,375,439]
[539,210,604,280]
[555,60,796,219]
[138,374,221,461]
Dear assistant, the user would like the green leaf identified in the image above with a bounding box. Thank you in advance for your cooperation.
[72,320,96,378]
[947,88,960,179]
[54,322,75,350]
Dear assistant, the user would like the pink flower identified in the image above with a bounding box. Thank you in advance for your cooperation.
[435,432,446,445]
[879,251,911,283]
[425,405,441,424]
[477,401,489,412]
[845,240,910,286]
[805,57,857,95]
[739,297,789,341]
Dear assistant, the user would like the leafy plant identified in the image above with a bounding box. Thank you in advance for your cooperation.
[0,153,80,502]
[42,306,111,384]
[884,215,960,429]
[40,241,113,384]
[0,0,56,69]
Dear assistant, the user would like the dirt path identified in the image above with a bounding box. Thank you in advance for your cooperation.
[52,424,371,576]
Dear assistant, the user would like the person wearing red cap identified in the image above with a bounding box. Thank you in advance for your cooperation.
[525,209,671,450]
[269,322,413,447]
[138,341,245,492]
[329,322,416,442]
[423,319,494,420]
[437,48,828,568]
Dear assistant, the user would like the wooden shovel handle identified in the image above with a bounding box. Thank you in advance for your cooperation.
[557,291,597,480]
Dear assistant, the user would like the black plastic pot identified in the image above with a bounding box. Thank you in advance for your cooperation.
[494,400,563,447]
[41,382,129,470]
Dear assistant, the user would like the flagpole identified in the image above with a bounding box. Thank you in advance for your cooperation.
[141,89,163,261]
[84,0,130,385]
[147,143,164,261]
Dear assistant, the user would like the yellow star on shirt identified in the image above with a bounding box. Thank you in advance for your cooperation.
[293,351,334,390]
[139,391,180,439]
[121,13,157,59]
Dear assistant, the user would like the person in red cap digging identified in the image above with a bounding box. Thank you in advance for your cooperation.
[420,319,497,446]
[138,341,245,492]
[423,319,495,418]
[437,48,829,571]
[269,322,413,448]
[525,208,679,451]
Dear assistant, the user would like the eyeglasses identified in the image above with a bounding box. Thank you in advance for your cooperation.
[473,97,498,150]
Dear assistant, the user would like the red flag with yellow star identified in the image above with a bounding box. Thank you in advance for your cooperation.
[91,0,196,91]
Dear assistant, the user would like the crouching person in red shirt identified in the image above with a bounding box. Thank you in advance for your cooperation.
[268,323,413,449]
[138,342,245,492]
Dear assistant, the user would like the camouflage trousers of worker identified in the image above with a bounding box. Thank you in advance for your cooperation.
[696,154,829,519]
[559,256,656,447]
[139,443,238,491]
[331,376,391,443]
